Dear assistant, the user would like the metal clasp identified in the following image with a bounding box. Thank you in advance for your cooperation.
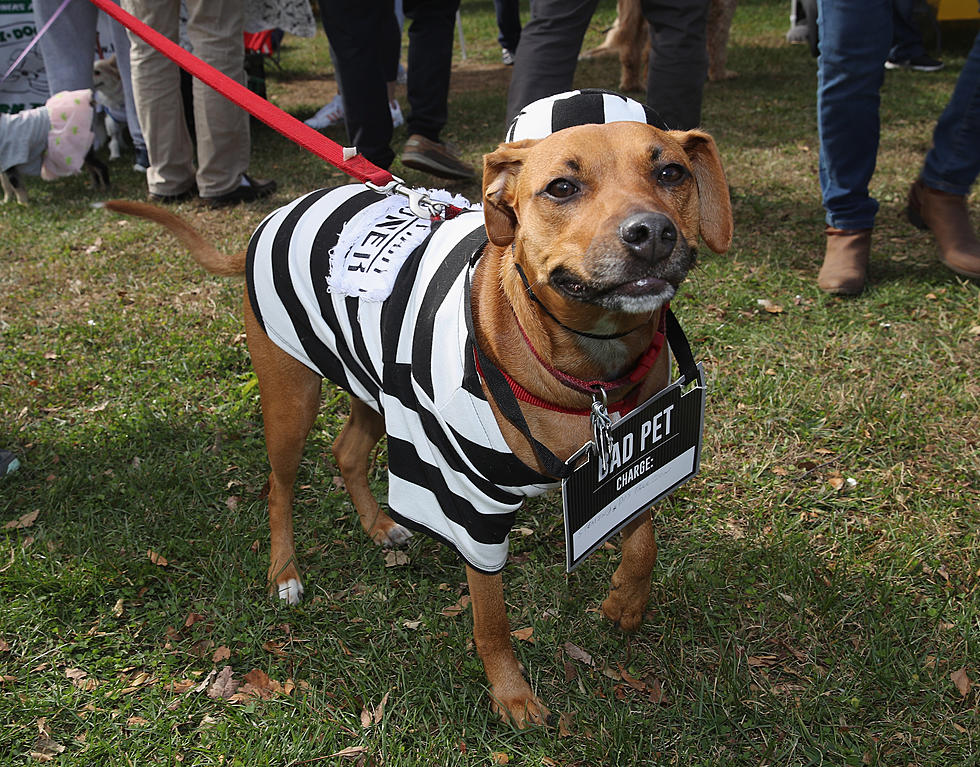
[590,388,613,475]
[365,176,449,221]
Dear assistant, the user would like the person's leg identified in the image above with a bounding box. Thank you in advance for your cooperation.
[816,0,892,293]
[34,0,98,94]
[403,0,459,142]
[122,0,196,197]
[908,30,980,278]
[888,0,926,61]
[504,0,598,124]
[817,0,891,231]
[494,0,522,52]
[921,30,980,196]
[319,0,395,168]
[641,0,710,130]
[185,0,250,198]
[106,1,146,165]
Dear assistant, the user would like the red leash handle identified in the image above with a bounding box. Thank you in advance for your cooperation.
[88,0,394,187]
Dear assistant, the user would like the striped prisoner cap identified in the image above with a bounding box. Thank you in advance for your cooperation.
[505,89,666,143]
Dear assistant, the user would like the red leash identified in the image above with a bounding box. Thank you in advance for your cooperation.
[88,0,460,209]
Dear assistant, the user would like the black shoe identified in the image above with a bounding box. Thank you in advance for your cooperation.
[885,54,944,72]
[148,183,197,203]
[202,174,277,209]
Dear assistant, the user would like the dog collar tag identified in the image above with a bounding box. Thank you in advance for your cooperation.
[561,364,706,572]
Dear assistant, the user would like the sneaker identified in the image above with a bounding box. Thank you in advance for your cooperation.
[0,449,20,479]
[501,48,516,66]
[133,146,149,174]
[304,94,345,130]
[202,174,277,209]
[401,134,475,180]
[390,100,405,129]
[885,54,944,72]
[148,183,197,203]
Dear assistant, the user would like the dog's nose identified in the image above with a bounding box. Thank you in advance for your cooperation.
[619,212,677,262]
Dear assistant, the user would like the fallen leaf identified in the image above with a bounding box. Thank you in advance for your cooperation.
[327,746,368,759]
[0,638,8,653]
[112,598,124,617]
[32,719,65,762]
[262,640,285,657]
[441,595,471,617]
[147,550,169,567]
[757,298,784,314]
[212,645,231,663]
[747,654,779,668]
[563,641,594,667]
[402,620,422,630]
[183,612,206,628]
[647,678,667,705]
[951,668,972,698]
[828,475,845,491]
[510,627,534,642]
[4,510,39,530]
[384,550,410,568]
[126,717,149,726]
[491,752,510,765]
[558,712,574,737]
[619,666,646,692]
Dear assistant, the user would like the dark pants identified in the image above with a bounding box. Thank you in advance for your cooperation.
[494,0,523,51]
[505,0,709,130]
[318,0,458,168]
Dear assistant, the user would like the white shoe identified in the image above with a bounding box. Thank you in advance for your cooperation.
[304,94,345,130]
[390,100,404,128]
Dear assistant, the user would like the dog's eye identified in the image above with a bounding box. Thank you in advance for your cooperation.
[545,179,578,199]
[658,164,688,185]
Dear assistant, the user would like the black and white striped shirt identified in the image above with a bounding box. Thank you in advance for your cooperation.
[246,185,557,573]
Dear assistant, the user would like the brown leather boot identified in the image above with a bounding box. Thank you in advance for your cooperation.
[818,227,871,295]
[907,179,980,279]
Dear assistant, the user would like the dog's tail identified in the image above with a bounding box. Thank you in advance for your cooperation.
[102,199,246,276]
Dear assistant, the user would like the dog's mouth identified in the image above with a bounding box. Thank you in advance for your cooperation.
[549,252,693,313]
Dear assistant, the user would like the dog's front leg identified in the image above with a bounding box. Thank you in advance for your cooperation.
[601,510,657,632]
[466,565,551,728]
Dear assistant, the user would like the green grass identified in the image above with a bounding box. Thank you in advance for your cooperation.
[2,1,978,764]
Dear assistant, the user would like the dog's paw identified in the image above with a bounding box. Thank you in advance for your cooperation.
[373,522,413,548]
[601,588,647,633]
[490,687,552,729]
[274,577,304,605]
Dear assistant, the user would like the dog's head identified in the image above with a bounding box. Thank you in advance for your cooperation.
[483,121,732,318]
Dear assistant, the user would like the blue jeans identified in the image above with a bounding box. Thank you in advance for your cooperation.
[889,0,927,62]
[921,29,980,196]
[817,0,892,230]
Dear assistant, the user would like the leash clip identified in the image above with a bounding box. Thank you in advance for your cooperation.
[365,176,450,221]
[590,388,613,475]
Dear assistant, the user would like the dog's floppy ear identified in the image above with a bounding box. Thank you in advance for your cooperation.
[482,139,538,247]
[669,130,733,254]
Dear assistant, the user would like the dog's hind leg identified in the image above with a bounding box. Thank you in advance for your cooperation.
[467,566,552,728]
[246,300,320,605]
[601,510,657,632]
[332,398,412,548]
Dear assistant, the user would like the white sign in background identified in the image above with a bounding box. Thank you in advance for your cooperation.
[0,1,47,113]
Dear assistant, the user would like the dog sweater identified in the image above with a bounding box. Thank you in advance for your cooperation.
[246,185,557,573]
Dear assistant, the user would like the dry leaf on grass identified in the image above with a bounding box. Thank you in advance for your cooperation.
[327,746,368,759]
[563,641,594,667]
[212,645,231,663]
[31,719,65,762]
[360,691,390,728]
[440,595,471,617]
[384,550,410,567]
[147,550,168,567]
[206,666,240,700]
[491,752,510,764]
[756,298,784,314]
[510,627,534,642]
[4,510,39,530]
[951,667,972,698]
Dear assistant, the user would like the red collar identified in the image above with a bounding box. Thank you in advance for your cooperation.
[474,308,667,416]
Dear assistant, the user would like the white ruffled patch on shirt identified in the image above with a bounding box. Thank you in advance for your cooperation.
[327,189,474,301]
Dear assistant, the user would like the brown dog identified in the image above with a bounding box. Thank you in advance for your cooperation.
[581,0,738,90]
[105,119,732,727]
